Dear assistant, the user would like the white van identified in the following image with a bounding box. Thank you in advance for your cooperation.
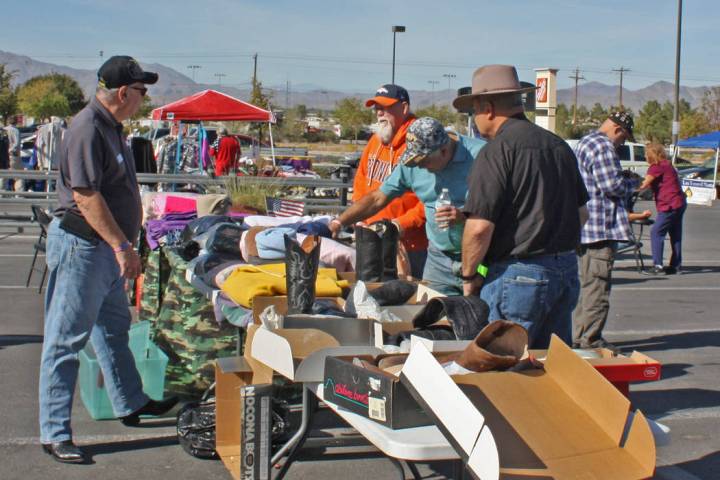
[567,139,647,176]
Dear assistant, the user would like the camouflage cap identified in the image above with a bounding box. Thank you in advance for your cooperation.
[608,110,635,142]
[399,117,450,166]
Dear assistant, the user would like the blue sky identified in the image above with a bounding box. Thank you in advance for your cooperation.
[3,0,718,92]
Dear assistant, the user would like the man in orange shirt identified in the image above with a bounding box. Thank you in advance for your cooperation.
[342,84,428,278]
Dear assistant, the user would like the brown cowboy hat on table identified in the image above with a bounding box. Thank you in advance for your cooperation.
[452,64,537,113]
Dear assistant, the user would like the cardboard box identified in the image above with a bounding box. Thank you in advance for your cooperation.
[239,384,273,480]
[215,326,274,480]
[250,326,384,382]
[400,336,656,480]
[323,355,432,429]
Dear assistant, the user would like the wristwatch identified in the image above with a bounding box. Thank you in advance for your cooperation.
[459,263,489,282]
[113,241,132,253]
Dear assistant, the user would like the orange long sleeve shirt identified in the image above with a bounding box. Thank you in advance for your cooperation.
[352,116,428,252]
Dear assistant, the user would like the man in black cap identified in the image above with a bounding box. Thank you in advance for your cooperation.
[572,111,640,352]
[38,56,176,464]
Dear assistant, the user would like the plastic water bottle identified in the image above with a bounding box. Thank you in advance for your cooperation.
[436,188,452,231]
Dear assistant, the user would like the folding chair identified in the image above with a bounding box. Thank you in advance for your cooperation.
[616,192,655,273]
[26,205,52,293]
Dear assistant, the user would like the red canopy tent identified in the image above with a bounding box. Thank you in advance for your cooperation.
[151,89,275,123]
[151,89,276,165]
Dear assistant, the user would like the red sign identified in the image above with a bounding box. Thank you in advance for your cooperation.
[536,78,548,104]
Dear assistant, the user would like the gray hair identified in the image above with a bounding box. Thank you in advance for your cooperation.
[96,86,121,104]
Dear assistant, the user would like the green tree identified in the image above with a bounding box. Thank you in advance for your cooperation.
[680,110,711,139]
[636,100,669,143]
[414,104,465,131]
[17,73,86,121]
[333,97,372,142]
[0,64,18,124]
[249,79,272,141]
[277,106,306,142]
[295,104,307,120]
[589,103,608,126]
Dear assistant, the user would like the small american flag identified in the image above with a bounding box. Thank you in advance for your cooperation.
[265,197,305,217]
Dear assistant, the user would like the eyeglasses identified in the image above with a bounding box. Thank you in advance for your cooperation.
[129,86,148,97]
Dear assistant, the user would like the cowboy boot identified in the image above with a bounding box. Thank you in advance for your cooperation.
[285,234,321,314]
[438,321,529,373]
[377,220,399,281]
[355,225,384,282]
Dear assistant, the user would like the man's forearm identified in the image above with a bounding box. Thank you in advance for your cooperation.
[73,189,128,249]
[337,190,390,226]
[461,217,495,277]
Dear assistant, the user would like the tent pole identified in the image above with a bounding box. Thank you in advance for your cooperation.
[713,148,719,200]
[268,121,276,167]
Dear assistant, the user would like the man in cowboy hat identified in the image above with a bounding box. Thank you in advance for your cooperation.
[456,64,589,349]
[572,111,640,353]
[330,117,486,295]
[345,84,428,279]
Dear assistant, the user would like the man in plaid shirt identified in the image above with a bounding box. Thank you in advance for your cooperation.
[573,111,639,352]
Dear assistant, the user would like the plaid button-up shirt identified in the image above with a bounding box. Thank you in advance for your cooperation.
[574,131,639,244]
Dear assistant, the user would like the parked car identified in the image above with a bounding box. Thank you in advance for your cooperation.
[678,157,718,181]
[566,139,648,176]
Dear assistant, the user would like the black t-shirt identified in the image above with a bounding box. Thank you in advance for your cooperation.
[56,97,142,242]
[463,115,589,263]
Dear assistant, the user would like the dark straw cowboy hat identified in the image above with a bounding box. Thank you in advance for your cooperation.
[453,65,536,113]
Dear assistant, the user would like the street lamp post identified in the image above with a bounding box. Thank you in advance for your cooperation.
[214,73,227,86]
[443,73,456,91]
[672,0,683,157]
[391,25,406,84]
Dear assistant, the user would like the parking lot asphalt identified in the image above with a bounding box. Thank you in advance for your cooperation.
[0,199,718,480]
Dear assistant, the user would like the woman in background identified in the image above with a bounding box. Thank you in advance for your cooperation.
[639,143,687,275]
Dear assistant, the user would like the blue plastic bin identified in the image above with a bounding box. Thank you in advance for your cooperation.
[78,321,168,420]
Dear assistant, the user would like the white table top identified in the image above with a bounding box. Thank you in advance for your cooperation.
[310,382,459,461]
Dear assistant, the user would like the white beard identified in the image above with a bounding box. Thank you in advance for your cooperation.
[377,120,394,144]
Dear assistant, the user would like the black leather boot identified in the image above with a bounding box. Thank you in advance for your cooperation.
[42,440,87,464]
[285,235,321,314]
[379,220,399,281]
[355,225,384,282]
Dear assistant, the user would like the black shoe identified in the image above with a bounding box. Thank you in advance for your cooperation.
[42,440,86,464]
[664,266,681,275]
[647,265,666,276]
[120,397,179,426]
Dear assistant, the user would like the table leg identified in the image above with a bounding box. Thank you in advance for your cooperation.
[272,385,317,479]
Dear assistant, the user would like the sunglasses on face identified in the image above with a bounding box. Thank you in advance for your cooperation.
[129,86,148,97]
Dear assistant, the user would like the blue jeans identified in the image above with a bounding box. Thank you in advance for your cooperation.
[407,249,428,281]
[651,203,686,268]
[422,245,463,296]
[39,220,148,443]
[480,251,579,349]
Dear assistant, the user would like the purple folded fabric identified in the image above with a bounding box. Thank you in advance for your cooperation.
[161,211,197,222]
[145,217,196,250]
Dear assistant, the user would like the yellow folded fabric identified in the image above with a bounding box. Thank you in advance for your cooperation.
[220,263,349,308]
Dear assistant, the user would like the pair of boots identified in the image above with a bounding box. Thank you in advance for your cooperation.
[284,234,321,314]
[355,220,399,282]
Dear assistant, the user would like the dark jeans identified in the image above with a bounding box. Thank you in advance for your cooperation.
[651,203,686,268]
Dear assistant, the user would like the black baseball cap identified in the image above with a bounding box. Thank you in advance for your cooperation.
[365,84,410,107]
[98,56,158,89]
[608,111,635,142]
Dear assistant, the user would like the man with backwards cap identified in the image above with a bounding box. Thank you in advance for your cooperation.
[39,56,177,464]
[330,117,486,295]
[339,84,428,278]
[456,64,589,349]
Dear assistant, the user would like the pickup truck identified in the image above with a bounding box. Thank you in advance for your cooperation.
[567,139,648,176]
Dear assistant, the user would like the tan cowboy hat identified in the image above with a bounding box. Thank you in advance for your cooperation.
[453,64,537,113]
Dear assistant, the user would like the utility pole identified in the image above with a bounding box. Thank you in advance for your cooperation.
[428,80,439,105]
[672,0,683,152]
[252,53,258,86]
[612,66,631,109]
[214,73,226,86]
[286,79,291,109]
[99,50,103,60]
[187,65,201,82]
[443,73,456,92]
[569,67,585,126]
